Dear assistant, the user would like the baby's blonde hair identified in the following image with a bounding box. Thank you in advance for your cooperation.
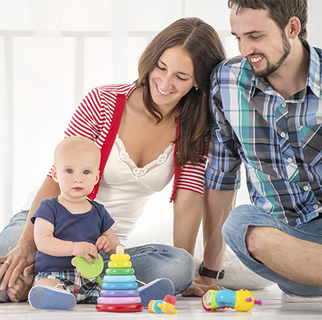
[54,136,100,169]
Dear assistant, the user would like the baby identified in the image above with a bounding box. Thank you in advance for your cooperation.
[28,136,120,310]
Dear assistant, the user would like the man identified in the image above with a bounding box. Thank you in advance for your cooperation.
[203,0,322,302]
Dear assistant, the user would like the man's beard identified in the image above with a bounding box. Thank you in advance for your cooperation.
[251,32,291,78]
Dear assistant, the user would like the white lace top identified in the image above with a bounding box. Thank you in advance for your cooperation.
[95,135,175,242]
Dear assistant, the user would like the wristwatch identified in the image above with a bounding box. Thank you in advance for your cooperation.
[198,262,225,280]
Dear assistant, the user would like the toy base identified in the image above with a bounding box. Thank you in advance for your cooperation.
[96,303,143,312]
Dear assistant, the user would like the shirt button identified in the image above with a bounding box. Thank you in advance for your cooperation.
[303,186,309,191]
[313,204,319,210]
[287,158,292,163]
[281,132,286,138]
[282,102,287,107]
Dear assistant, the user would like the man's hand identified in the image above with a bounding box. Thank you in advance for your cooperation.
[181,275,225,297]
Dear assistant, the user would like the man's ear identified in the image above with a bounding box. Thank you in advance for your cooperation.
[52,166,59,183]
[286,16,301,40]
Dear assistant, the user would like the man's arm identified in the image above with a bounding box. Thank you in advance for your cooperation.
[202,188,236,277]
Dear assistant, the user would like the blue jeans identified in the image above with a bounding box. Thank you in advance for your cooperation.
[222,204,322,296]
[0,211,195,302]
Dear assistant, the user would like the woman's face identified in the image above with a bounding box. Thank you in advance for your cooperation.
[149,45,196,111]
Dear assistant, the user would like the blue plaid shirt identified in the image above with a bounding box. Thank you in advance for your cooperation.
[205,42,322,226]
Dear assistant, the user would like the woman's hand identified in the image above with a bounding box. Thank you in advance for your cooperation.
[0,239,37,301]
[0,239,36,291]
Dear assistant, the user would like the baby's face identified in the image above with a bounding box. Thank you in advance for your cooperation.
[54,148,99,200]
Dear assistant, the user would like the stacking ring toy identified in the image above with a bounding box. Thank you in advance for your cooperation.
[97,296,141,305]
[105,268,134,275]
[100,289,139,297]
[96,303,143,312]
[110,253,130,262]
[103,275,136,283]
[96,245,142,313]
[71,254,104,287]
[108,261,132,268]
[102,282,138,290]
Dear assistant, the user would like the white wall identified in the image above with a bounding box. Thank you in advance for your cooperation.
[0,0,321,232]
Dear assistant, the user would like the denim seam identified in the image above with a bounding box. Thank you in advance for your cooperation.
[125,245,161,258]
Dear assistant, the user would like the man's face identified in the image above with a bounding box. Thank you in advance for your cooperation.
[230,6,291,78]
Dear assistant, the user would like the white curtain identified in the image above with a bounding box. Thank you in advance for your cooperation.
[0,0,321,231]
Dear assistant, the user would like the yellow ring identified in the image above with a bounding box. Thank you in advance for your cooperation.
[108,261,132,269]
[110,254,130,262]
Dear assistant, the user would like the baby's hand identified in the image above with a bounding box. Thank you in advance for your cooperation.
[95,236,113,254]
[72,242,99,264]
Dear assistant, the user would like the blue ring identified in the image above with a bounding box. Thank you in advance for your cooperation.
[103,275,136,283]
[102,282,138,290]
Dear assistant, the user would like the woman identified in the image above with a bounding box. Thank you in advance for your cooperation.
[0,17,226,302]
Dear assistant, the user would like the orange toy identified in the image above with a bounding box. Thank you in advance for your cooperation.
[148,295,178,314]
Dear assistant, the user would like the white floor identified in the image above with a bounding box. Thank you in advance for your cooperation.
[1,285,321,320]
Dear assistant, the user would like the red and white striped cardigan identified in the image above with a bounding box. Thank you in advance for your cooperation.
[56,83,206,202]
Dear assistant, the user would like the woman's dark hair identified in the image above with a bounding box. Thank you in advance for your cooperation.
[137,17,226,166]
[228,0,308,41]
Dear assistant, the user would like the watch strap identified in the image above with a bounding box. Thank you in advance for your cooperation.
[198,262,224,280]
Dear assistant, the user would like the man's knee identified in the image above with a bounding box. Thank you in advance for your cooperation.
[245,226,261,255]
[245,226,279,259]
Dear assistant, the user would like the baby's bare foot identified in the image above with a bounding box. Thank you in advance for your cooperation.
[7,273,34,302]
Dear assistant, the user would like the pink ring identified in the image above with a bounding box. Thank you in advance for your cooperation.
[97,296,141,305]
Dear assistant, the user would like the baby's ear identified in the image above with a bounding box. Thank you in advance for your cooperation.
[52,166,59,183]
[95,170,100,184]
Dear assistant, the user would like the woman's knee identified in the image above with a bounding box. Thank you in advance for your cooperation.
[0,211,29,256]
[176,248,195,279]
[168,248,195,294]
[222,205,250,244]
[155,244,195,282]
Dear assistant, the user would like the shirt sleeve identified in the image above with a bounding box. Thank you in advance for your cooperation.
[63,87,106,141]
[94,201,115,234]
[31,198,56,225]
[176,156,207,196]
[205,66,242,191]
